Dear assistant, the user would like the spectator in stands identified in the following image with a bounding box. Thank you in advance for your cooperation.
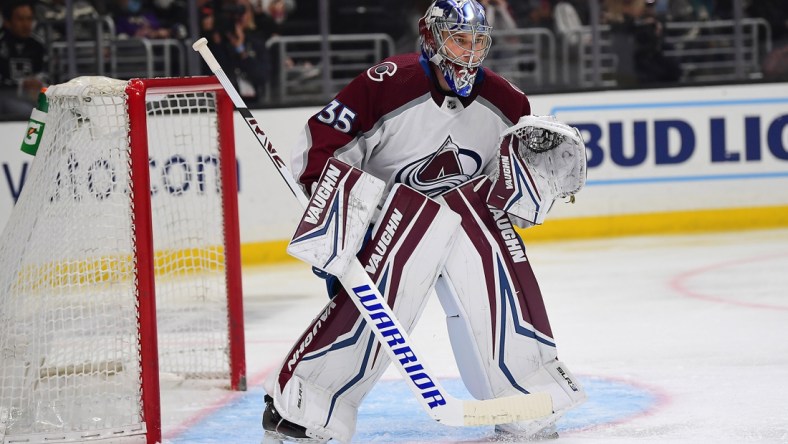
[689,0,716,20]
[479,0,521,75]
[201,0,270,105]
[659,0,723,21]
[394,0,433,54]
[521,0,554,29]
[479,0,518,30]
[111,0,173,39]
[604,0,681,85]
[35,0,100,41]
[263,0,315,36]
[254,0,295,27]
[554,0,587,46]
[749,0,788,81]
[0,0,47,117]
[150,0,189,40]
[252,0,328,100]
[252,0,294,41]
[251,0,290,79]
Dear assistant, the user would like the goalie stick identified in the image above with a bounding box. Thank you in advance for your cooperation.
[192,37,553,427]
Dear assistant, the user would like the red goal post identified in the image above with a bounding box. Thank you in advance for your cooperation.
[0,76,245,444]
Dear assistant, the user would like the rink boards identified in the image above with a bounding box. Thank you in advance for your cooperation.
[1,82,787,264]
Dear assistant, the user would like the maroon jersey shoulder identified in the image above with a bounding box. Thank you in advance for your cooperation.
[476,69,531,124]
[337,53,431,132]
[297,54,431,190]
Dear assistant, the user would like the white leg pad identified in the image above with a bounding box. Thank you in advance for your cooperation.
[496,360,586,436]
[275,374,359,443]
[435,275,494,400]
[265,184,461,443]
[517,359,586,412]
[437,177,586,431]
[287,158,385,278]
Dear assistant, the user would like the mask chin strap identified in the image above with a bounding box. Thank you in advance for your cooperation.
[428,46,450,86]
[429,52,458,93]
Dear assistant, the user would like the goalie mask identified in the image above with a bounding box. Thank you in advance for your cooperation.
[419,0,492,97]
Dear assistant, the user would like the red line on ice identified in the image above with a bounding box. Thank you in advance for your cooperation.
[669,251,788,311]
[163,365,274,440]
[564,374,671,436]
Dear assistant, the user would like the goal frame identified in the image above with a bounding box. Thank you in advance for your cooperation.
[0,75,245,444]
[127,76,246,444]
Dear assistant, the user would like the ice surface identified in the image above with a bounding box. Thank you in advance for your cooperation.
[160,228,788,443]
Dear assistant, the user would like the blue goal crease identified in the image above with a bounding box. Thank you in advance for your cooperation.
[168,377,658,443]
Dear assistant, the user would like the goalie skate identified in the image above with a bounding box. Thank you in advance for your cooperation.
[262,431,325,444]
[495,421,560,441]
[262,395,328,444]
[494,407,563,441]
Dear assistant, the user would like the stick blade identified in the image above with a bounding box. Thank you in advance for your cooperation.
[462,392,553,426]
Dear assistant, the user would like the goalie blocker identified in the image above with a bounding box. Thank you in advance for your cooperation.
[287,158,385,279]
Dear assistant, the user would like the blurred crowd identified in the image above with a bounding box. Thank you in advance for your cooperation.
[1,0,787,117]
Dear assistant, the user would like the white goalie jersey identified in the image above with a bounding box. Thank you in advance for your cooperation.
[291,52,532,202]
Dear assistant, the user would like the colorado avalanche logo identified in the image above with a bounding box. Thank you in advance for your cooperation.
[395,136,482,197]
[367,61,397,82]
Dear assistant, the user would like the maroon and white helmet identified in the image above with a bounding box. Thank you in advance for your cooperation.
[419,0,492,97]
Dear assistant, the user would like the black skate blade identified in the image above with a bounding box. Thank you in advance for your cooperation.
[262,430,326,444]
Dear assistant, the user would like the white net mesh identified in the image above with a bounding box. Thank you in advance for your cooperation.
[146,92,230,378]
[0,77,237,442]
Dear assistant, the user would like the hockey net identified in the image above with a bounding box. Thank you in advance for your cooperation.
[0,76,245,444]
